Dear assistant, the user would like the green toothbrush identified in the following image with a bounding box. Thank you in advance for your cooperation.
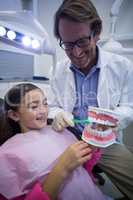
[72,118,91,125]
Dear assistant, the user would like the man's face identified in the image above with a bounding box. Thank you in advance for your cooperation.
[59,18,100,73]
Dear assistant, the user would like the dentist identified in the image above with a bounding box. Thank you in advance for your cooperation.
[48,0,133,199]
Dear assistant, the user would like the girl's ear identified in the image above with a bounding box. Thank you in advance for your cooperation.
[7,110,20,122]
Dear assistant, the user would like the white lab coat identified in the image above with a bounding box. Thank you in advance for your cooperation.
[48,47,133,142]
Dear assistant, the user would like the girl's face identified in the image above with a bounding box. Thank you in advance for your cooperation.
[16,89,48,133]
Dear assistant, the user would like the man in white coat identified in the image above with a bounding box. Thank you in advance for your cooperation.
[48,0,133,199]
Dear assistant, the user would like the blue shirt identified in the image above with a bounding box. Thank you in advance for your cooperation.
[70,63,100,137]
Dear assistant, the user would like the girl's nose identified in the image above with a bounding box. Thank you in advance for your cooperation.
[39,104,48,113]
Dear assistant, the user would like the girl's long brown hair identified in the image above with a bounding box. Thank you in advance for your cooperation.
[0,83,40,145]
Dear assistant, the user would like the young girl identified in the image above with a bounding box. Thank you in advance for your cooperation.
[0,83,111,200]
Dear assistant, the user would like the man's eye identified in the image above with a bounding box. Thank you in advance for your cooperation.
[78,39,88,45]
[65,43,73,48]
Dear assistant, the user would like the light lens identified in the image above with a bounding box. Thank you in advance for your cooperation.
[7,30,16,40]
[31,39,40,49]
[0,26,6,36]
[22,36,31,47]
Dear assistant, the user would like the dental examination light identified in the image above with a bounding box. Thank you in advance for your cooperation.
[102,0,133,54]
[0,11,55,55]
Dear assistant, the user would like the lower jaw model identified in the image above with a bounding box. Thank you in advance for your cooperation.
[82,107,119,148]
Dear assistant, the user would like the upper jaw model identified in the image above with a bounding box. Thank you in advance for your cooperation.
[82,106,120,148]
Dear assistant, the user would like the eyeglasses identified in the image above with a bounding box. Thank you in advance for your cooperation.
[59,33,93,51]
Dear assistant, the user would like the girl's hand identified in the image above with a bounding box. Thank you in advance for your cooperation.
[57,140,92,174]
[42,141,92,199]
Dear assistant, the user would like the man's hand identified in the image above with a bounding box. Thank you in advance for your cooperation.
[52,111,74,132]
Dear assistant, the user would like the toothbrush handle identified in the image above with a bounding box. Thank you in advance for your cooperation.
[73,119,90,124]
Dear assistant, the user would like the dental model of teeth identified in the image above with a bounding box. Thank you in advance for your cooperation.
[82,106,120,148]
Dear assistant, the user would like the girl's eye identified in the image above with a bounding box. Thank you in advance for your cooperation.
[29,105,38,109]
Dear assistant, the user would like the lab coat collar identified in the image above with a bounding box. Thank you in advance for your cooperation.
[97,46,111,69]
[97,47,111,108]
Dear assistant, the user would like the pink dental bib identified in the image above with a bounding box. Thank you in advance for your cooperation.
[0,126,107,200]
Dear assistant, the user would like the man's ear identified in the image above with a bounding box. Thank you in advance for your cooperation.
[7,110,20,122]
[94,34,100,43]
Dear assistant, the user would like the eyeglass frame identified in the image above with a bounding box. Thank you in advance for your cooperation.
[59,32,94,51]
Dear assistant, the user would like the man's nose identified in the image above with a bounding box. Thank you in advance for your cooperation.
[72,45,83,57]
